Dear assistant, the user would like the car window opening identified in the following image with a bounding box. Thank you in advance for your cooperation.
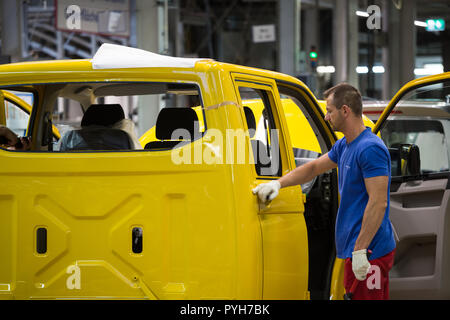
[0,82,205,153]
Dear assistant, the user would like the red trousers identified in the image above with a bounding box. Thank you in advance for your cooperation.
[344,249,396,300]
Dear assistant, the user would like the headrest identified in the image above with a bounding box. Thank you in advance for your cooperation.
[81,104,125,127]
[244,106,256,138]
[156,108,199,140]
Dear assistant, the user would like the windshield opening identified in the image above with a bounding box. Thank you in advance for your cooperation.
[381,119,449,174]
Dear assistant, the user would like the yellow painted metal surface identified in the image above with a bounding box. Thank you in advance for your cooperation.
[329,258,346,300]
[0,56,350,300]
[259,213,309,299]
[0,145,239,299]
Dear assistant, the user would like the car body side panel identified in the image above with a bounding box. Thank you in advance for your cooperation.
[0,147,239,299]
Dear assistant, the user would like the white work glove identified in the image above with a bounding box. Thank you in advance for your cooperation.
[252,180,281,203]
[352,249,371,281]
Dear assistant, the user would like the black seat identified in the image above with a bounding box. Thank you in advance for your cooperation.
[243,106,271,175]
[145,108,200,150]
[59,104,132,151]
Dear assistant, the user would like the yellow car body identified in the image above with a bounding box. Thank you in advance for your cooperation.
[0,47,341,300]
[4,44,437,301]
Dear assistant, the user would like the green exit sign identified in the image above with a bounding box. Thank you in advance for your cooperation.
[426,19,445,32]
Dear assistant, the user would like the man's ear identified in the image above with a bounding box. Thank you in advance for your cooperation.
[342,105,349,115]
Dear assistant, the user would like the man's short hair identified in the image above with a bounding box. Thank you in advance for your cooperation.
[323,83,363,116]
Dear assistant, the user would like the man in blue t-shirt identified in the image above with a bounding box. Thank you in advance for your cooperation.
[252,83,396,300]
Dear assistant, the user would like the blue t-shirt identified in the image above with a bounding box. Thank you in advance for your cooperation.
[328,127,396,260]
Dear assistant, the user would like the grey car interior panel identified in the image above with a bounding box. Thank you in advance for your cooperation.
[389,178,450,299]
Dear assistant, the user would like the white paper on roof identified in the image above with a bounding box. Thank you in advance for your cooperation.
[91,43,206,69]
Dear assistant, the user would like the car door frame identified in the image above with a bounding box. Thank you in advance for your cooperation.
[231,72,310,299]
[275,79,344,300]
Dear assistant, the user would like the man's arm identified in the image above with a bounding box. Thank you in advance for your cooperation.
[253,153,337,203]
[353,175,389,251]
[279,153,337,188]
[0,125,31,150]
[0,125,19,145]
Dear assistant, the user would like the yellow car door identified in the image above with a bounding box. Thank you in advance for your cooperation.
[232,73,309,299]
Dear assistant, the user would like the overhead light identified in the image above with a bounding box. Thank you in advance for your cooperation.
[372,66,385,73]
[317,66,335,74]
[414,20,427,27]
[356,66,369,74]
[414,63,444,76]
[356,11,369,18]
